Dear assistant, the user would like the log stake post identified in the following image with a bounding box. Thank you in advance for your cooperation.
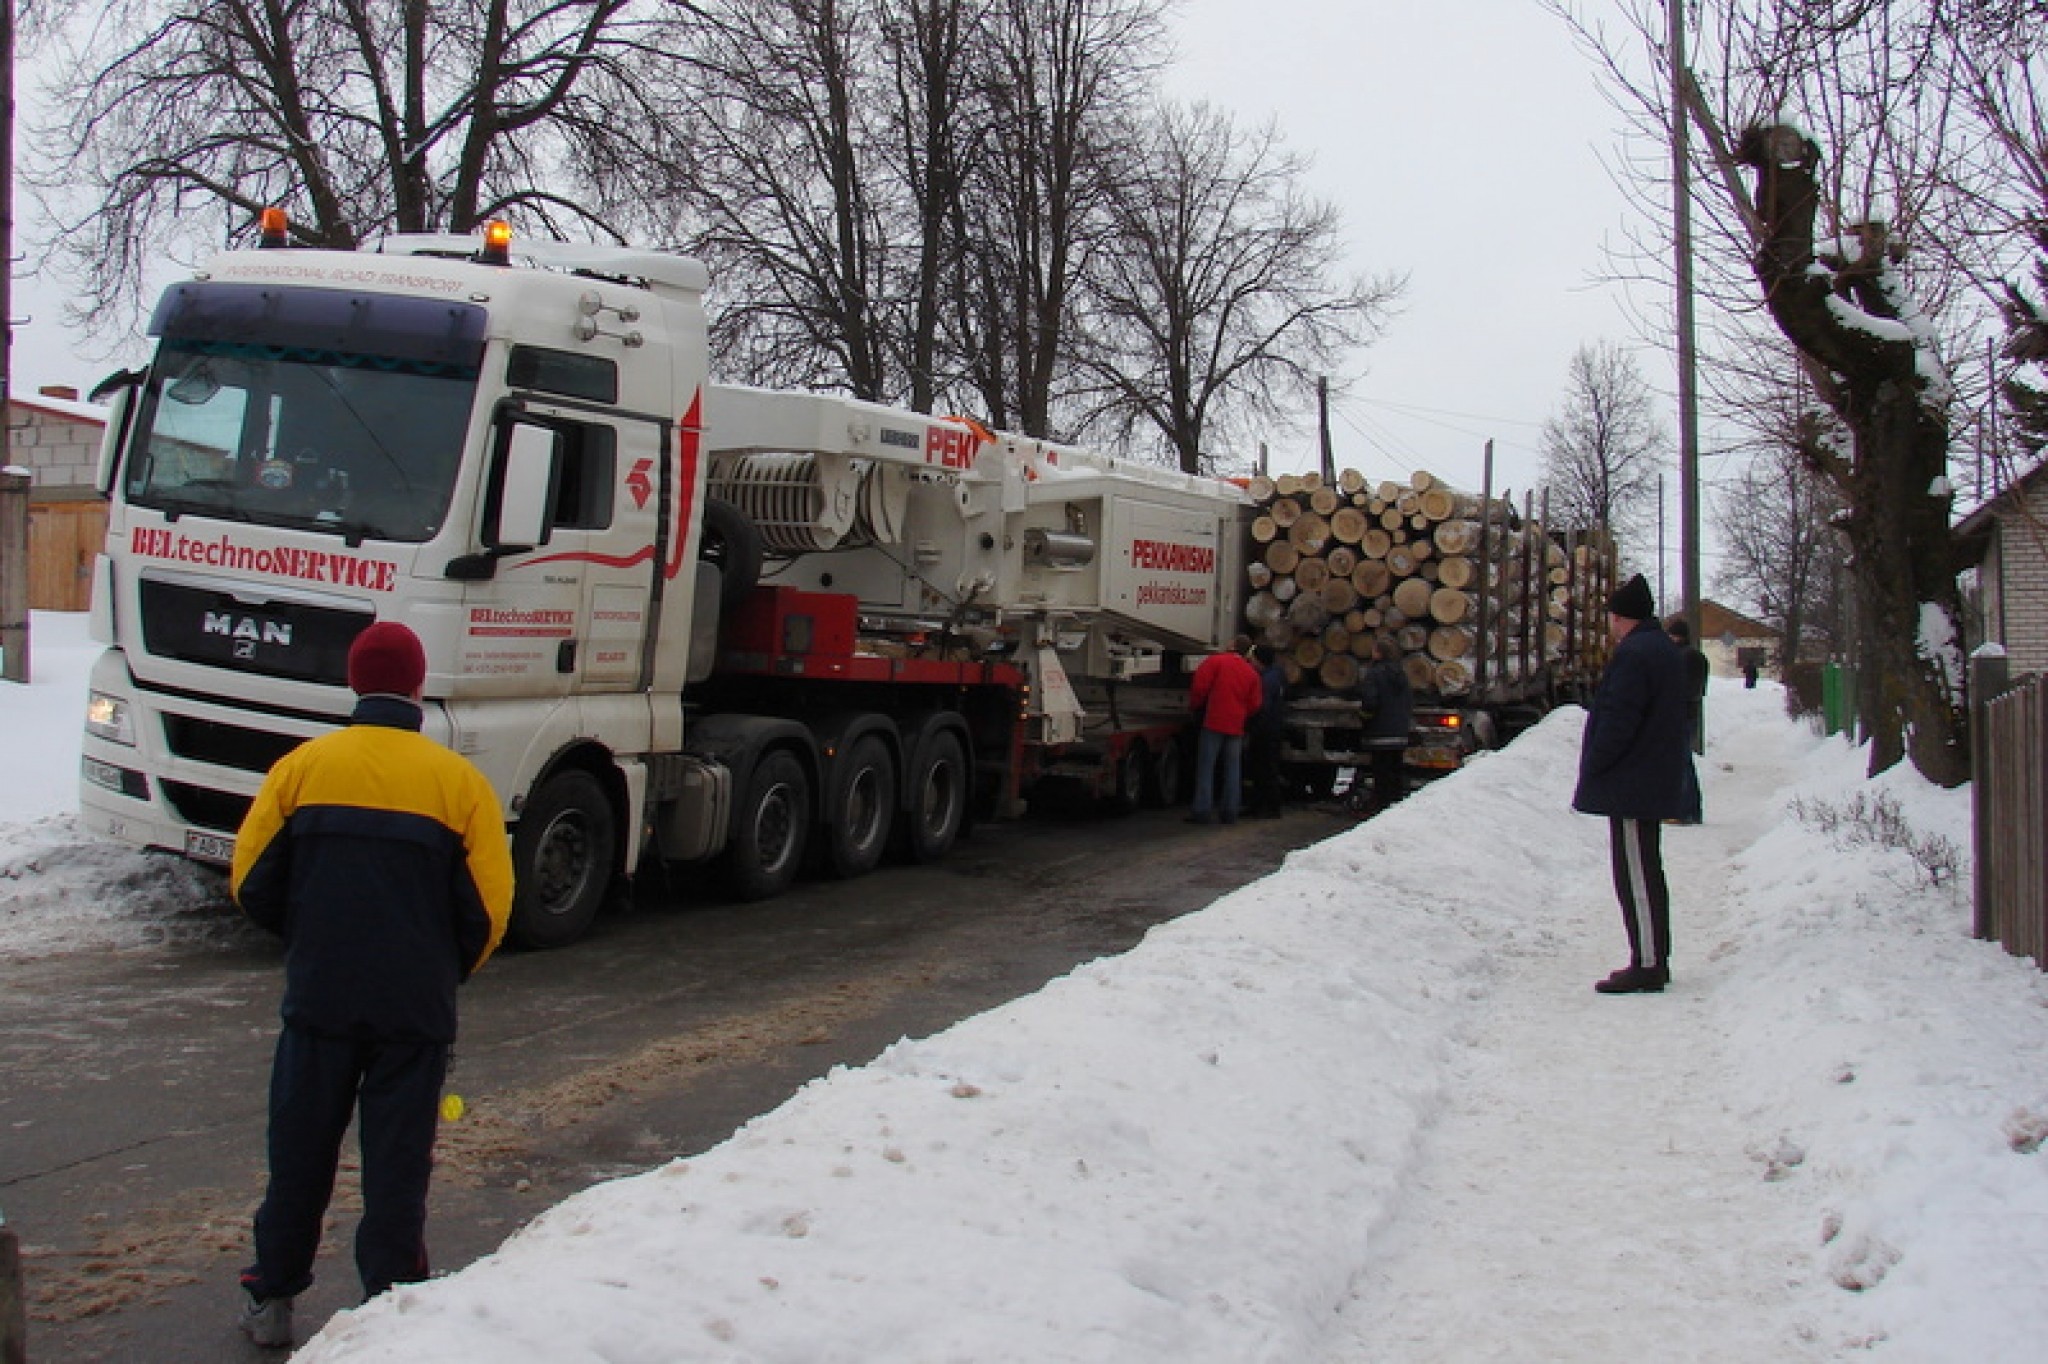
[1473,441,1494,693]
[1493,493,1513,695]
[1518,491,1536,686]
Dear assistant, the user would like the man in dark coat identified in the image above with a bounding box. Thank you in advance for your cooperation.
[1354,636,1413,812]
[1245,644,1289,818]
[1573,574,1698,994]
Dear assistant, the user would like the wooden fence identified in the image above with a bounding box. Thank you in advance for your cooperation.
[1973,655,2048,968]
[28,498,107,612]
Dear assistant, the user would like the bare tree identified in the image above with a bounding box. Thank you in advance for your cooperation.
[952,0,1165,438]
[878,0,991,412]
[1543,0,2023,784]
[29,0,664,335]
[666,0,900,401]
[1712,397,1852,670]
[2003,236,2048,462]
[1073,102,1400,475]
[1732,120,1967,784]
[1539,340,1667,552]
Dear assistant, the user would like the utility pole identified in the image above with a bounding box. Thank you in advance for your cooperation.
[1316,377,1335,485]
[0,0,24,688]
[1,0,11,426]
[1656,470,1667,609]
[1670,0,1704,752]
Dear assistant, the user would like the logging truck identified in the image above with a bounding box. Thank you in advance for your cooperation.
[75,219,1253,948]
[1239,469,1616,789]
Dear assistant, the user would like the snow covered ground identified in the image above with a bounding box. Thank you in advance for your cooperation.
[5,611,2047,1362]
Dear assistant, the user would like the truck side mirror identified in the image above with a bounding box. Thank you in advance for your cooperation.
[447,419,562,580]
[89,368,147,495]
[492,422,560,551]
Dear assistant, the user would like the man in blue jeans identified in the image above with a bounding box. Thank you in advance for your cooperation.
[231,622,513,1346]
[1186,635,1264,824]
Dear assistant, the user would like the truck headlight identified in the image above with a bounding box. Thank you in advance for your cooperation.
[85,691,136,746]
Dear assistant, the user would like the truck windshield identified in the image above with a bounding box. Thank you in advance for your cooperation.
[123,336,480,545]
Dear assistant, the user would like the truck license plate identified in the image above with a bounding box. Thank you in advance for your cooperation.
[185,830,236,866]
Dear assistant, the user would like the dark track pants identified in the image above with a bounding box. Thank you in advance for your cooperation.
[1368,744,1406,808]
[1245,727,1284,814]
[249,1026,446,1301]
[1608,816,1671,970]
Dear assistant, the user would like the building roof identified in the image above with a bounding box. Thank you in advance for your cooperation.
[1954,454,2048,561]
[8,391,108,427]
[1698,599,1779,642]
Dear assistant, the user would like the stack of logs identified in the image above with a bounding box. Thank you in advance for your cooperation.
[1243,468,1592,696]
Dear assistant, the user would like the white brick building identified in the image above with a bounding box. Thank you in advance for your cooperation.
[1956,461,2048,679]
[5,389,110,611]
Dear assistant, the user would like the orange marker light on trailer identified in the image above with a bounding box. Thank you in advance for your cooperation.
[257,207,290,249]
[479,220,513,266]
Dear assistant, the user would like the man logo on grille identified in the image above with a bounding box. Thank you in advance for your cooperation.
[205,612,293,648]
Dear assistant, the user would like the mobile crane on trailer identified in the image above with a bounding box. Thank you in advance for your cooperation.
[77,218,1253,947]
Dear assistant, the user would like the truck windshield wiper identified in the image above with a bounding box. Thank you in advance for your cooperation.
[148,491,257,524]
[308,512,385,547]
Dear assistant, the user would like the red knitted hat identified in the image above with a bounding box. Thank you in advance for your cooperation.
[347,621,427,697]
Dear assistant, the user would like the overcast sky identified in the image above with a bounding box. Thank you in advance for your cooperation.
[1164,0,1664,503]
[7,1,1669,536]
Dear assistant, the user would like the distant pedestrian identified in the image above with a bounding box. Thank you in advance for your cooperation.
[1186,634,1264,825]
[1573,575,1698,995]
[1742,653,1761,689]
[1353,636,1413,813]
[1245,644,1289,818]
[230,622,514,1347]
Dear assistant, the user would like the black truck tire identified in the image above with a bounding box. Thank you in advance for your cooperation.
[508,768,617,949]
[819,733,896,879]
[721,748,812,900]
[897,730,967,863]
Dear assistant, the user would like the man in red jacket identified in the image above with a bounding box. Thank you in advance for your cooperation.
[1186,634,1264,824]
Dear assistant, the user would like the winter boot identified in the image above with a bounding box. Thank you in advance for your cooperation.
[1594,964,1668,995]
[240,1289,295,1348]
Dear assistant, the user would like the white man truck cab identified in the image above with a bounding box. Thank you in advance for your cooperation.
[79,220,1252,948]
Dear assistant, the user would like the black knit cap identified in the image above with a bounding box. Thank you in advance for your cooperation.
[1607,573,1655,622]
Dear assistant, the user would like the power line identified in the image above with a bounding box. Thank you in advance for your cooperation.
[1343,392,1549,433]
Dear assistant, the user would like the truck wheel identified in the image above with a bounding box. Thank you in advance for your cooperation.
[722,748,811,900]
[509,769,616,950]
[1287,762,1336,801]
[1145,741,1183,808]
[1108,742,1147,813]
[820,734,895,879]
[898,730,966,863]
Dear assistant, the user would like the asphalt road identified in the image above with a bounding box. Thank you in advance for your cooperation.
[1,800,1350,1362]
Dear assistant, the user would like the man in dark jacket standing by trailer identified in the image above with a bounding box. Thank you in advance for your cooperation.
[1245,644,1289,818]
[230,621,514,1347]
[1573,575,1697,995]
[1353,636,1414,813]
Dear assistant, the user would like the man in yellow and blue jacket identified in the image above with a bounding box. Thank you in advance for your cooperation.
[230,620,512,1347]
